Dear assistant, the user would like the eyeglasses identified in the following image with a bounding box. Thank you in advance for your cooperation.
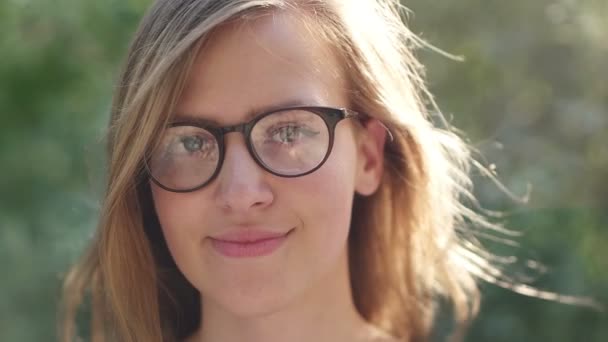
[146,106,361,193]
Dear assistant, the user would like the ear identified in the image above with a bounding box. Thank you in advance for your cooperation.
[355,119,387,196]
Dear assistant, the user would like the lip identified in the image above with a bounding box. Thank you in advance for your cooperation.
[209,228,294,258]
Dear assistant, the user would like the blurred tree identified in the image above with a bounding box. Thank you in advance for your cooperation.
[404,0,608,340]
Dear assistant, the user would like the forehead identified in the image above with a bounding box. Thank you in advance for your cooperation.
[175,10,348,124]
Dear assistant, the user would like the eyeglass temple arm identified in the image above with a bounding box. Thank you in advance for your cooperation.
[344,109,395,142]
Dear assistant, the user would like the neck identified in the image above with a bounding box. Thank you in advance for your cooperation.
[188,248,375,342]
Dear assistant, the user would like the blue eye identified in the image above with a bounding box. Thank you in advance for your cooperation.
[175,135,217,158]
[181,136,203,152]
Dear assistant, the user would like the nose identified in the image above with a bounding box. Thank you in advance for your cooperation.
[214,134,274,213]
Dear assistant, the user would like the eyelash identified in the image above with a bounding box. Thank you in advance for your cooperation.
[266,123,316,142]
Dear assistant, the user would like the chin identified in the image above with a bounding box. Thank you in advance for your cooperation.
[209,286,295,318]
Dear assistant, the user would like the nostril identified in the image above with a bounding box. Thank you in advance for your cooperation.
[214,136,274,211]
[216,184,274,212]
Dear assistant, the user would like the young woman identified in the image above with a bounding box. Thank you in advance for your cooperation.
[61,1,491,341]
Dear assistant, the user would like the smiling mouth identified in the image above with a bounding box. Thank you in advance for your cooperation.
[209,228,294,258]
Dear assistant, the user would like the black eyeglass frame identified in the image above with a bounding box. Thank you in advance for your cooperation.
[145,106,361,193]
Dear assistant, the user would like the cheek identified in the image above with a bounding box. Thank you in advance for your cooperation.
[150,184,210,272]
[286,128,359,259]
[152,185,196,233]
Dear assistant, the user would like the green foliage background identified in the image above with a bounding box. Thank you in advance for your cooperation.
[0,0,606,341]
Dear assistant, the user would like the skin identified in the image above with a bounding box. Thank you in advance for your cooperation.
[150,11,396,342]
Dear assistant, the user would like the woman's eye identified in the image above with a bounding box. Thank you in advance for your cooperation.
[180,136,204,152]
[269,125,318,144]
[176,135,215,155]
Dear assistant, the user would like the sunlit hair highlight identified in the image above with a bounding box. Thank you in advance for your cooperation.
[60,1,503,341]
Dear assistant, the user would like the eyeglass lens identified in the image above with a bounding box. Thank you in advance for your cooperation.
[148,109,331,191]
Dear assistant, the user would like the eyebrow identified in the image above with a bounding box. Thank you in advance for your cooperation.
[171,98,313,126]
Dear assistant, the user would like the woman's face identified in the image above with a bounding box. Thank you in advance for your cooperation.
[151,12,383,317]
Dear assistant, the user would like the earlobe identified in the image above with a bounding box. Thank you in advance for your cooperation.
[355,119,387,196]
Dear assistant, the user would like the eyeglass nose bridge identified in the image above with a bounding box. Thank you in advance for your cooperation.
[219,121,253,136]
[215,121,261,174]
[216,122,257,163]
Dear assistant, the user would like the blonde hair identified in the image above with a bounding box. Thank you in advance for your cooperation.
[60,1,495,341]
